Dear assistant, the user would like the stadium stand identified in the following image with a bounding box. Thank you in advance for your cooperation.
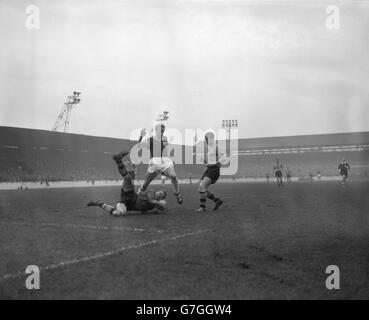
[236,132,369,178]
[0,127,134,182]
[0,126,368,182]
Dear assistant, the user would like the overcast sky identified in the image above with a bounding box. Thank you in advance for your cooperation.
[0,0,368,142]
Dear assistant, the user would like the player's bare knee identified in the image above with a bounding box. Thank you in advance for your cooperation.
[198,185,206,193]
[140,181,147,189]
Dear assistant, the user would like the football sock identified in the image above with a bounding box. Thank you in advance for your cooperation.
[171,177,179,194]
[206,191,219,203]
[200,191,207,208]
[101,203,116,215]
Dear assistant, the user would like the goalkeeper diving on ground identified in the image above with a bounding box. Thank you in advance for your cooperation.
[87,150,167,216]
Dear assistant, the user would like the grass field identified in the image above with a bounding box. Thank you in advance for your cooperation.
[0,181,369,299]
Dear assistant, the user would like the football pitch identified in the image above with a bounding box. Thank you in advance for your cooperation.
[1,181,369,299]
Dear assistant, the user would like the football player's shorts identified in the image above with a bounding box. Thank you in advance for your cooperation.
[202,165,220,184]
[120,189,138,210]
[275,170,283,178]
[340,172,348,178]
[147,157,174,174]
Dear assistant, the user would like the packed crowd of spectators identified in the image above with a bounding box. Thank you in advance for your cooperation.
[0,147,368,183]
[0,149,118,182]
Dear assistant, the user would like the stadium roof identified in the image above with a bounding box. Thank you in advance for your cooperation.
[1,126,369,152]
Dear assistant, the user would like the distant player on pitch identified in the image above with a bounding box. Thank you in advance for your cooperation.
[195,132,225,212]
[286,167,292,183]
[273,159,284,187]
[137,123,183,204]
[338,159,350,185]
[265,173,270,183]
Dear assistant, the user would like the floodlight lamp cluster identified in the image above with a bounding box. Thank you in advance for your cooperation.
[222,119,238,129]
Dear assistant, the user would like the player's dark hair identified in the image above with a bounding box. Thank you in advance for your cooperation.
[204,131,215,141]
[156,190,167,199]
[155,123,166,135]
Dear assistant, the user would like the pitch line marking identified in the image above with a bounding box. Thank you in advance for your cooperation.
[0,228,212,282]
[0,221,164,234]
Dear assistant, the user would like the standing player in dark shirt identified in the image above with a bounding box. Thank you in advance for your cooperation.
[273,159,284,187]
[286,167,292,183]
[338,159,350,185]
[195,132,225,212]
